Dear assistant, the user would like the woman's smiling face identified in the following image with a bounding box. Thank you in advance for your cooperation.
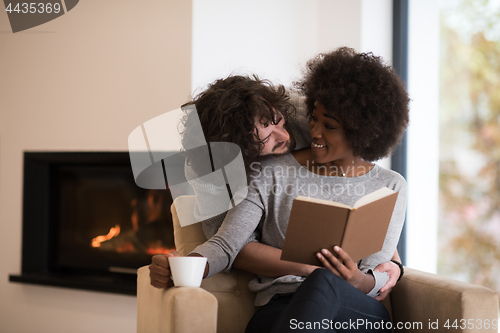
[309,101,355,167]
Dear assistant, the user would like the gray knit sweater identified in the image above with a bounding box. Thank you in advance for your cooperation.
[192,153,407,306]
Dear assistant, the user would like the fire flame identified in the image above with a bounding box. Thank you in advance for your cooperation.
[91,225,121,248]
[146,246,174,256]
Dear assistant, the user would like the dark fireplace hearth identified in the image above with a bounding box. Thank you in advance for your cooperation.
[9,152,176,295]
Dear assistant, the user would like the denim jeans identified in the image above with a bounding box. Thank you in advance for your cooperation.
[245,269,391,333]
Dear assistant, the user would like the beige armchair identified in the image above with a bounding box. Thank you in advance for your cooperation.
[137,195,499,333]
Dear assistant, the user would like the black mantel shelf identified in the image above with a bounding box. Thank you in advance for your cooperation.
[9,272,137,295]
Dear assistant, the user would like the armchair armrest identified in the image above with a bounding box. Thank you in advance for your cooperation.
[390,267,499,332]
[137,266,218,333]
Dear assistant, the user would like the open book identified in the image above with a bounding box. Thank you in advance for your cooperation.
[281,187,399,266]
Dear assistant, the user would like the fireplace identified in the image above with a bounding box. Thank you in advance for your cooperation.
[9,152,176,295]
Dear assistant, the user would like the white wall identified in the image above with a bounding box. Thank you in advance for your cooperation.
[406,0,440,273]
[192,0,366,92]
[361,0,393,170]
[361,0,393,63]
[0,1,192,332]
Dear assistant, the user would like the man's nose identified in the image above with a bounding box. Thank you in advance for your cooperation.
[275,124,290,141]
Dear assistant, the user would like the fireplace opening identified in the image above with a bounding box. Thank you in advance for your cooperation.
[89,189,174,256]
[9,152,177,295]
[58,164,175,270]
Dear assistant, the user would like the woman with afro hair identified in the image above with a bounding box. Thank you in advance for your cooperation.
[241,47,410,332]
[296,47,409,162]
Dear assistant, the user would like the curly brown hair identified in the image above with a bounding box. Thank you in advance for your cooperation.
[295,47,410,161]
[181,75,294,171]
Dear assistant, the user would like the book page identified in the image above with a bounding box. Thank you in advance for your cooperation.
[342,191,398,262]
[295,195,352,209]
[353,187,395,209]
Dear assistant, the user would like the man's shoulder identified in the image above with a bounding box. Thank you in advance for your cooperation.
[247,153,300,184]
[249,152,294,170]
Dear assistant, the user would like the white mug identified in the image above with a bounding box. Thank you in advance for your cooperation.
[168,257,207,287]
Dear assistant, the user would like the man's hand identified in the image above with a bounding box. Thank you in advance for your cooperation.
[373,260,400,301]
[316,246,375,294]
[149,250,181,289]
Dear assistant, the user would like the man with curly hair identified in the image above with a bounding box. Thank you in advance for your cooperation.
[178,75,312,236]
[182,75,311,167]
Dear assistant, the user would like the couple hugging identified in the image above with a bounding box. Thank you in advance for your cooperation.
[149,47,409,333]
